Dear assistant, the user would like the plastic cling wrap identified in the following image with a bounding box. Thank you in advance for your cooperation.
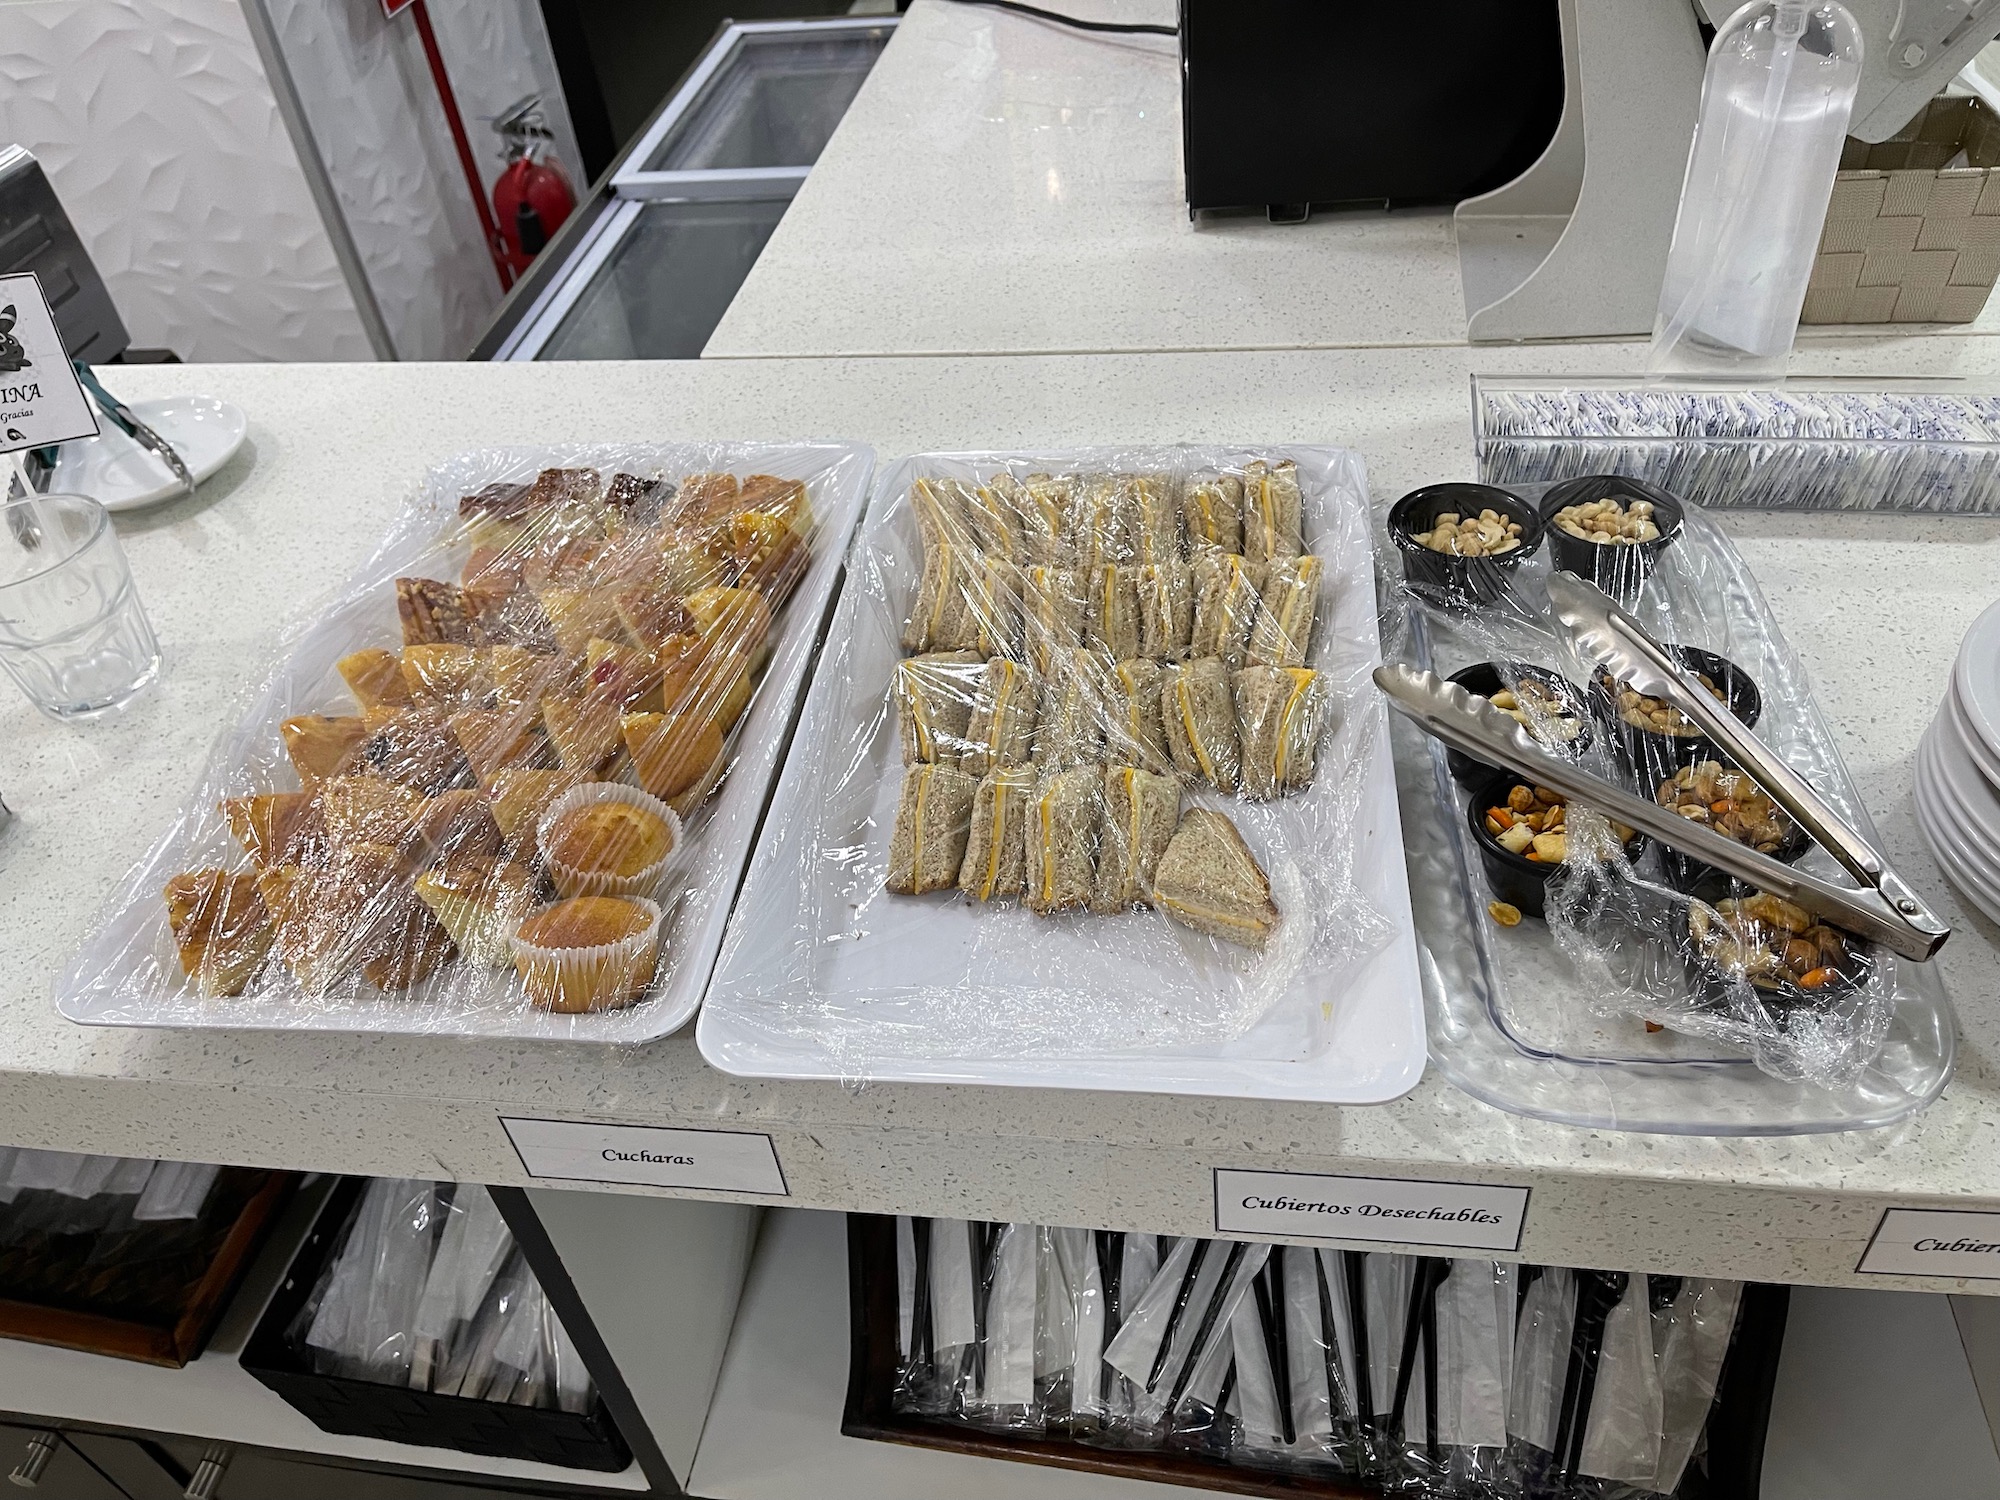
[1382,477,1954,1130]
[58,442,873,1043]
[880,1217,1764,1499]
[706,448,1422,1098]
[289,1180,595,1414]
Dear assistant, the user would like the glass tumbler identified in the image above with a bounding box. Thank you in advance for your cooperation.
[0,492,162,719]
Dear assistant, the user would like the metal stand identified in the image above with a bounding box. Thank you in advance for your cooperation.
[1455,0,1707,341]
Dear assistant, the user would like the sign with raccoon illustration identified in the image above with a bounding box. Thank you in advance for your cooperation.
[0,272,97,455]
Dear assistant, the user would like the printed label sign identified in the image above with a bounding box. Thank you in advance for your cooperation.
[0,273,96,454]
[500,1117,789,1196]
[1214,1168,1529,1252]
[1857,1208,2000,1278]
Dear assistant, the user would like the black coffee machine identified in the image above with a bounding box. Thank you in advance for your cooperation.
[1180,0,1566,220]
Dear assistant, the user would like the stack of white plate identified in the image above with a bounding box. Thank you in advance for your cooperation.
[1916,598,2000,924]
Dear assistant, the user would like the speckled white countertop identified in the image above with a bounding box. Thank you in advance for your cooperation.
[3,350,1998,1292]
[704,0,2000,359]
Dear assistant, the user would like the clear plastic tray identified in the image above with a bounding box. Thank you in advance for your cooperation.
[1385,490,1957,1134]
[699,446,1427,1101]
[1474,375,2000,513]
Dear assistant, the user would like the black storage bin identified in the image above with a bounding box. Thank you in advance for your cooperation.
[842,1213,1790,1500]
[240,1177,631,1473]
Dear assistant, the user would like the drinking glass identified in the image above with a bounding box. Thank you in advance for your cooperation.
[0,492,162,719]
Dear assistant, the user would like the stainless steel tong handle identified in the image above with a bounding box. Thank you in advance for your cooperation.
[72,361,195,498]
[1546,574,1885,888]
[1374,664,1949,961]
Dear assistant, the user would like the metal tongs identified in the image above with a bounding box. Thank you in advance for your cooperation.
[72,361,196,498]
[1374,575,1950,962]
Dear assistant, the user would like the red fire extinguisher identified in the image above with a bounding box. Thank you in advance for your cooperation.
[491,95,576,279]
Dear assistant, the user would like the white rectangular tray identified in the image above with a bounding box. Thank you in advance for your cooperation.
[57,440,873,1044]
[698,445,1425,1101]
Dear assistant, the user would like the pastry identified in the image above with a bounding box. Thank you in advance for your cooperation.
[538,783,680,899]
[1233,666,1331,800]
[361,899,460,991]
[604,470,666,520]
[459,479,535,549]
[621,711,726,806]
[1090,765,1181,914]
[265,841,438,994]
[1021,566,1087,674]
[338,648,413,712]
[348,710,475,794]
[1152,809,1280,949]
[1241,458,1304,566]
[903,541,984,654]
[893,650,984,766]
[396,577,476,645]
[684,585,773,654]
[730,510,809,600]
[1161,658,1241,792]
[1035,648,1109,771]
[281,714,367,787]
[413,788,505,863]
[1183,474,1243,556]
[485,767,583,853]
[957,766,1034,901]
[536,584,629,656]
[885,762,979,895]
[676,472,741,529]
[510,896,662,1013]
[220,792,324,868]
[1248,555,1323,669]
[450,708,548,781]
[1106,658,1172,774]
[464,577,558,652]
[1136,562,1193,661]
[1086,565,1142,661]
[1024,767,1102,914]
[1189,552,1266,670]
[738,473,814,537]
[490,644,568,709]
[163,871,272,997]
[318,774,423,853]
[1127,474,1181,566]
[400,643,488,705]
[539,694,625,775]
[656,630,763,733]
[961,657,1040,775]
[1072,475,1136,575]
[1017,474,1074,568]
[580,638,665,712]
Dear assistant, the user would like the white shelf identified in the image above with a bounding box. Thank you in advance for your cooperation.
[0,1184,646,1493]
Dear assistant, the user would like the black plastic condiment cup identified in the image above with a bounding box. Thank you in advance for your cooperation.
[1466,771,1646,922]
[1651,760,1816,900]
[1538,475,1686,607]
[1590,644,1762,790]
[1674,899,1874,1015]
[1443,661,1593,787]
[1387,483,1544,611]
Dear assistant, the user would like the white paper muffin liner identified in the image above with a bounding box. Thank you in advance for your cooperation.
[536,781,684,900]
[509,895,664,1013]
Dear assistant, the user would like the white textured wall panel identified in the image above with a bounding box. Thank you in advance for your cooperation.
[0,0,373,362]
[262,0,585,361]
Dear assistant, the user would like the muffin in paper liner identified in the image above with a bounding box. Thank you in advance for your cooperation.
[535,781,684,900]
[510,895,663,1013]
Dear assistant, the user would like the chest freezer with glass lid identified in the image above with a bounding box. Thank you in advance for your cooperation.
[613,17,894,201]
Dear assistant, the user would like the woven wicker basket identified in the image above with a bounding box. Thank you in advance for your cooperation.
[1803,95,2000,324]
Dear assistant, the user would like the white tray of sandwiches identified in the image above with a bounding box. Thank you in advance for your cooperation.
[700,446,1426,1102]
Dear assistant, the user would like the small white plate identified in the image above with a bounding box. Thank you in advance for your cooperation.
[1923,712,2000,853]
[1915,743,2000,921]
[1953,596,2000,766]
[1946,677,2000,791]
[49,395,247,511]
